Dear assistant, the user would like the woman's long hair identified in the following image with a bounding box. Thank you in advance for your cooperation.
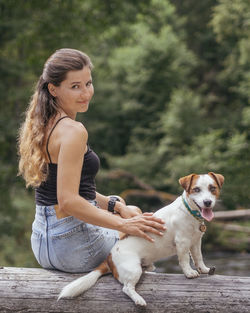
[18,48,93,187]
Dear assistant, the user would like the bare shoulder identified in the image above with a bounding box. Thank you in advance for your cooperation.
[58,118,88,144]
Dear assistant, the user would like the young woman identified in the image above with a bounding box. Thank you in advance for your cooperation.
[18,48,166,273]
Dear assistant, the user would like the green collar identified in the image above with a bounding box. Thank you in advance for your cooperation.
[182,195,204,222]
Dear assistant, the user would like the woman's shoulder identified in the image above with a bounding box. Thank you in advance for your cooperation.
[62,118,87,132]
[57,118,88,143]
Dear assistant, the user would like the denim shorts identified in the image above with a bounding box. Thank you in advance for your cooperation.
[31,201,119,273]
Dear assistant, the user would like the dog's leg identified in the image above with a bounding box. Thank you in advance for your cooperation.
[175,238,200,278]
[123,282,146,307]
[116,258,146,306]
[108,252,146,306]
[190,238,211,274]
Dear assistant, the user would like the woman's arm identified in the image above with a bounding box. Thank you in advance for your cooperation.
[56,120,165,242]
[96,192,142,219]
[95,192,127,210]
[95,192,124,211]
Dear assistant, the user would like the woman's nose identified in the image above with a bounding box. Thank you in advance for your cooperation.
[80,86,87,93]
[79,87,89,98]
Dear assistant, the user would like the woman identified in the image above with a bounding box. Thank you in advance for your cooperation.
[18,48,166,273]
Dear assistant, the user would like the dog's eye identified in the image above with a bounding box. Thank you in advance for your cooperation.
[210,186,216,193]
[193,187,201,193]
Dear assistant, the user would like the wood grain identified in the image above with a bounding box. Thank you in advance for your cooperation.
[0,267,249,312]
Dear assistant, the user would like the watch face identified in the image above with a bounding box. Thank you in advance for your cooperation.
[108,200,116,213]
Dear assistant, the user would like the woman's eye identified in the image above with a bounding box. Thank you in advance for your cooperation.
[86,81,92,87]
[72,85,79,89]
[193,187,201,193]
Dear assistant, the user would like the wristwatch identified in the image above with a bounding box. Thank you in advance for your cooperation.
[108,196,121,214]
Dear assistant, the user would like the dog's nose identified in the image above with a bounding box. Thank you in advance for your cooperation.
[204,200,212,207]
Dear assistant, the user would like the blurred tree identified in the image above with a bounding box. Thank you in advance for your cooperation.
[98,0,250,208]
[95,0,196,176]
[161,0,250,207]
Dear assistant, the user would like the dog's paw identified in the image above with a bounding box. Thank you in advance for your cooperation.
[185,269,200,279]
[123,285,147,307]
[135,297,147,307]
[198,266,210,274]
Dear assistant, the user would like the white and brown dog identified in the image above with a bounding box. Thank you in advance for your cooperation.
[59,172,224,306]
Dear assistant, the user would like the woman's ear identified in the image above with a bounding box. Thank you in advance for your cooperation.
[47,83,57,97]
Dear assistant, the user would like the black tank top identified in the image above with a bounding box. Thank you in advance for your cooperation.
[35,116,100,205]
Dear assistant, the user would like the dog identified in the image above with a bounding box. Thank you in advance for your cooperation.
[58,172,224,306]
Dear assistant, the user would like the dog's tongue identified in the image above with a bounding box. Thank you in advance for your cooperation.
[201,208,214,221]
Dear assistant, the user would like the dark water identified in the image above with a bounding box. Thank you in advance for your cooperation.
[155,252,250,277]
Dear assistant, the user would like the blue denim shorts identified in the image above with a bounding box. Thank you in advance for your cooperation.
[31,201,119,273]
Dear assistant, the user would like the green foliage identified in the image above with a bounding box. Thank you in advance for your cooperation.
[0,188,38,267]
[211,0,250,101]
[99,1,197,184]
[103,0,250,208]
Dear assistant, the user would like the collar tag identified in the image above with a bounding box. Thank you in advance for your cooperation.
[199,223,207,232]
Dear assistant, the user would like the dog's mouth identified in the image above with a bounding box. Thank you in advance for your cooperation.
[194,201,214,222]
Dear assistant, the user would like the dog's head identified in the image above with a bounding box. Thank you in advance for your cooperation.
[179,172,224,222]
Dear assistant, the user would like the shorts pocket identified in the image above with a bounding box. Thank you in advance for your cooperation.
[50,224,89,272]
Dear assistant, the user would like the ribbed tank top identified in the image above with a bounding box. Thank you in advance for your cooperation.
[35,116,100,206]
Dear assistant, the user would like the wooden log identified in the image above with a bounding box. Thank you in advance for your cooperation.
[214,222,250,234]
[120,188,177,203]
[0,267,250,313]
[214,209,250,221]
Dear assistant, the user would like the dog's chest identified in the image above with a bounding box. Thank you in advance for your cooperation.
[155,201,205,245]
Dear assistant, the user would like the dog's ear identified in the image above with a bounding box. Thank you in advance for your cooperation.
[208,172,224,189]
[179,174,197,193]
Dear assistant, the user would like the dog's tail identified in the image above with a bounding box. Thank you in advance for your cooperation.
[58,260,110,300]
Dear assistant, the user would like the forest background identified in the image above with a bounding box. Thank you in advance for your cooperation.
[0,0,250,267]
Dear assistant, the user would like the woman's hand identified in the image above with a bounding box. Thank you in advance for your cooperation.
[115,202,142,219]
[118,213,166,242]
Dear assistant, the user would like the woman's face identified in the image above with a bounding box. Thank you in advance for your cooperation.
[48,67,94,118]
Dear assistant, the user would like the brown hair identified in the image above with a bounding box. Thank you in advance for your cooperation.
[18,48,93,187]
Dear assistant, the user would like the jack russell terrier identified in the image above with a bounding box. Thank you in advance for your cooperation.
[59,172,224,306]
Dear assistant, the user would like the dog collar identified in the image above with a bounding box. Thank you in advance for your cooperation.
[182,195,203,221]
[182,196,206,232]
